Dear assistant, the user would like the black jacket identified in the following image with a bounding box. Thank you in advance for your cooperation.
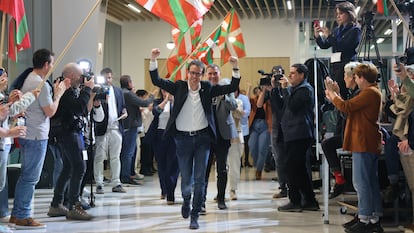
[149,69,240,139]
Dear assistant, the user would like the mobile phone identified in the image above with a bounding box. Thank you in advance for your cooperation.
[313,20,320,27]
[0,68,4,76]
[395,56,401,72]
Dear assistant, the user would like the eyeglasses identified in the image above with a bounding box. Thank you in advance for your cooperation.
[189,71,203,77]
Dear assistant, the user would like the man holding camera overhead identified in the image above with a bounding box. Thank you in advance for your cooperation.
[47,63,97,221]
[93,68,128,194]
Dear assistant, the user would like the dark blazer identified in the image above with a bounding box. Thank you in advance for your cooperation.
[94,85,126,136]
[122,88,154,129]
[315,23,361,63]
[149,69,240,140]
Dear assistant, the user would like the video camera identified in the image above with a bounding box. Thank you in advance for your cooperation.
[258,67,284,86]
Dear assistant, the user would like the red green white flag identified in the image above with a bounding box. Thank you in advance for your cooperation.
[219,9,246,66]
[376,0,388,16]
[0,0,31,62]
[135,0,214,32]
[168,19,203,81]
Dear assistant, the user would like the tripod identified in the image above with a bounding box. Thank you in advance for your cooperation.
[357,11,389,97]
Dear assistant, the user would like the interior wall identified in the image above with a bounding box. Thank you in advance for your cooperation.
[121,18,300,90]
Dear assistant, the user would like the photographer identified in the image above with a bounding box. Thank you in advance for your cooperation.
[47,63,95,221]
[266,66,289,199]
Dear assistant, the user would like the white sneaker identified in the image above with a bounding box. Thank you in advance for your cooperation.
[0,215,10,224]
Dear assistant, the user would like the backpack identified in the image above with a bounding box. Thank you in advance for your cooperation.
[9,67,33,91]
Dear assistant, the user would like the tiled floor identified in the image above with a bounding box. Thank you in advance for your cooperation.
[3,168,409,232]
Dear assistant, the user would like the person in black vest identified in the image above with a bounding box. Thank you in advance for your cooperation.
[93,68,127,194]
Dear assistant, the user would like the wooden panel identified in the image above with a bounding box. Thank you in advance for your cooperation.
[143,57,290,93]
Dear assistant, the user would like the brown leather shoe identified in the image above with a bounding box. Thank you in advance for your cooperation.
[255,170,262,180]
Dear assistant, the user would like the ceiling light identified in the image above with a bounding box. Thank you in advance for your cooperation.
[384,29,392,35]
[376,38,385,44]
[166,41,175,50]
[287,1,292,10]
[127,3,141,13]
[396,19,402,25]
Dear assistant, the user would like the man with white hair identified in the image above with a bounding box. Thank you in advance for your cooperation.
[203,64,238,212]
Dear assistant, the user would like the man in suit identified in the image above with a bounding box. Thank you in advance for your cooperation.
[203,64,237,212]
[149,48,240,230]
[93,68,128,194]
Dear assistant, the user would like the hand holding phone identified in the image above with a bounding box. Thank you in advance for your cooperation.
[395,56,401,72]
[313,20,320,28]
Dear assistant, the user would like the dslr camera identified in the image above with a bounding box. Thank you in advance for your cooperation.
[93,75,110,100]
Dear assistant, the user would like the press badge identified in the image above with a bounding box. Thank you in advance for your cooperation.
[330,52,342,63]
[82,150,88,160]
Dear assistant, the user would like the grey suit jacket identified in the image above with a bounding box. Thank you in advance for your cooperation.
[214,93,238,140]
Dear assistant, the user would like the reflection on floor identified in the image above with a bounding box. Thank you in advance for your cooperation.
[5,168,406,233]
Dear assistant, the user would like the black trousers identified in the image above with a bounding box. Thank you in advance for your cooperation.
[285,138,316,205]
[321,135,342,172]
[52,132,86,209]
[204,136,230,203]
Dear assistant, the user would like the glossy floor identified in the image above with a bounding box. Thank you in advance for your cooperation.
[3,168,407,233]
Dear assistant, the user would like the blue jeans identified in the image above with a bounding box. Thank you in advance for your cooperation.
[12,139,48,219]
[174,131,210,218]
[0,144,11,191]
[248,119,270,171]
[0,144,11,218]
[352,152,383,220]
[120,127,138,182]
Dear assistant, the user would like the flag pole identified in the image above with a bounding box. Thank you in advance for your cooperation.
[36,0,101,90]
[169,19,224,78]
[0,13,6,65]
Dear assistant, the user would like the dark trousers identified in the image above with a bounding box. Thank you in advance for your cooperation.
[243,134,250,165]
[331,62,348,99]
[120,127,139,182]
[52,132,86,209]
[204,136,230,202]
[384,133,401,184]
[321,135,342,172]
[153,129,179,201]
[80,143,95,195]
[140,137,154,174]
[285,138,316,205]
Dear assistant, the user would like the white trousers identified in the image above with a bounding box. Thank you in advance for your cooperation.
[94,129,122,186]
[227,141,243,191]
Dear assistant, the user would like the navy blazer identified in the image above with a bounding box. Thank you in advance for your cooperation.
[149,69,240,140]
[94,85,126,136]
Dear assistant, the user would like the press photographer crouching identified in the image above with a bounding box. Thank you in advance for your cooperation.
[47,63,96,221]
